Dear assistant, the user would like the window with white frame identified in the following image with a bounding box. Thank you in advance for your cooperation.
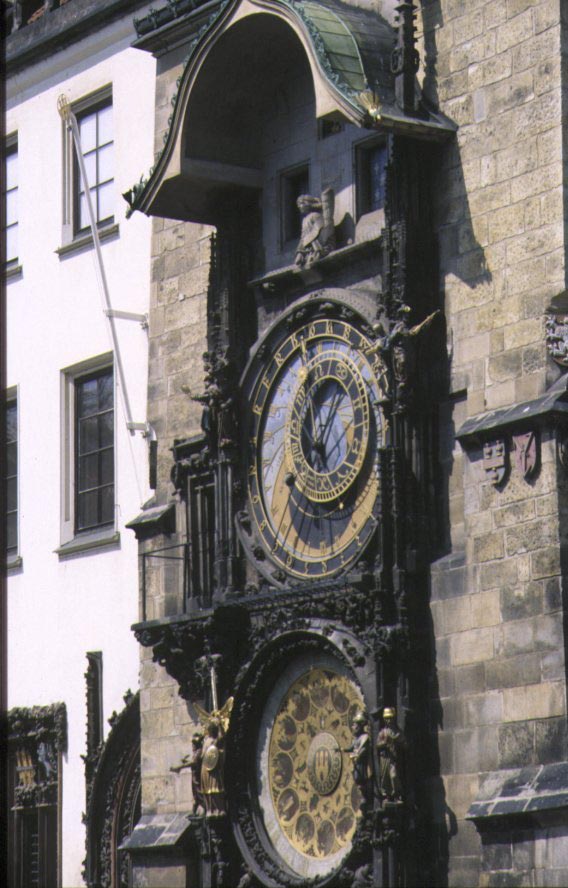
[61,87,114,245]
[6,393,18,558]
[74,98,114,234]
[4,139,18,266]
[60,355,115,548]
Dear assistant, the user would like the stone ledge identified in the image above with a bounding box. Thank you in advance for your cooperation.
[457,373,568,447]
[467,762,568,827]
[120,812,199,851]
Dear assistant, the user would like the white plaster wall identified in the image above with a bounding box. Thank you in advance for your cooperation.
[6,13,156,888]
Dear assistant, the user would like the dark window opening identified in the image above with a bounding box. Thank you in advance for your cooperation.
[4,143,18,266]
[6,398,18,554]
[281,164,309,244]
[75,367,114,533]
[187,473,216,608]
[357,141,387,216]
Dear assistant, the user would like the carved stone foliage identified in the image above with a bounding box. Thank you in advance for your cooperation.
[545,312,568,367]
[8,702,67,808]
[84,692,140,888]
[135,582,409,704]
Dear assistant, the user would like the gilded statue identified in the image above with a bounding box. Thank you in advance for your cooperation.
[376,707,405,803]
[295,187,335,268]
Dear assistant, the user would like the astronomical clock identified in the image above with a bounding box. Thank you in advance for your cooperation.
[129,2,446,885]
[240,307,386,586]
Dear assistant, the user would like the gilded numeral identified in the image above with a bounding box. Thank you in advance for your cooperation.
[321,561,328,573]
[253,403,262,416]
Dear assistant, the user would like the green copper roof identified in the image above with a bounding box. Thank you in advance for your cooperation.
[290,1,367,94]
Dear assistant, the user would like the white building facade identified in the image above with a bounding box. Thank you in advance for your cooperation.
[5,2,156,885]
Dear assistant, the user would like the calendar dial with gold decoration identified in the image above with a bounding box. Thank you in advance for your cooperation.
[247,317,383,581]
[257,665,365,878]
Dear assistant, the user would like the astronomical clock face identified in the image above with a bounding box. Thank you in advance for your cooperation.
[246,316,384,581]
[257,662,365,879]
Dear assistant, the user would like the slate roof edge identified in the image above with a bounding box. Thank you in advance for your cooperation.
[456,374,568,446]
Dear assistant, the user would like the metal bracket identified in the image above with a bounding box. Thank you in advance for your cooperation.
[104,309,148,329]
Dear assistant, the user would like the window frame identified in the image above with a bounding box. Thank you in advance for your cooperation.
[280,162,310,249]
[61,86,116,249]
[59,353,118,554]
[354,136,388,220]
[4,134,19,270]
[5,386,20,567]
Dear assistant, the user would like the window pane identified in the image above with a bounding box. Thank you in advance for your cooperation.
[79,193,89,230]
[82,151,97,186]
[79,415,99,453]
[98,411,113,448]
[6,151,17,191]
[6,225,18,263]
[100,485,114,525]
[77,490,99,530]
[7,477,17,512]
[98,371,113,410]
[97,144,113,185]
[7,441,17,476]
[100,447,113,484]
[78,453,99,491]
[6,404,17,442]
[6,190,17,227]
[79,112,97,153]
[77,377,98,418]
[98,104,113,146]
[7,513,17,552]
[97,182,114,223]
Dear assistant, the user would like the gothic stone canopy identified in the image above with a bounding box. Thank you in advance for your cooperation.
[129,0,455,223]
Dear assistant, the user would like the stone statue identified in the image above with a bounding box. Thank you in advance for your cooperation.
[376,707,405,803]
[346,710,372,805]
[388,304,440,410]
[295,187,335,268]
[170,731,205,815]
[201,718,227,816]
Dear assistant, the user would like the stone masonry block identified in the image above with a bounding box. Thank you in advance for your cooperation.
[452,627,495,665]
[498,719,535,768]
[480,559,518,591]
[487,350,523,382]
[465,691,503,726]
[486,653,541,690]
[496,9,534,55]
[474,531,505,562]
[500,582,543,621]
[531,546,561,578]
[471,590,501,627]
[510,160,562,205]
[493,500,536,529]
[503,318,543,350]
[503,681,565,722]
[505,517,558,555]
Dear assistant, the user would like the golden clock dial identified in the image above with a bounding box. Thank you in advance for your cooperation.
[248,317,383,580]
[262,667,364,876]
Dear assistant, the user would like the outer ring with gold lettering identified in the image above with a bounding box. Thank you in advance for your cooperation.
[246,317,383,581]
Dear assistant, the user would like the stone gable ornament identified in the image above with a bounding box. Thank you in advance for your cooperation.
[545,312,568,367]
[294,187,335,268]
[483,439,507,485]
[513,431,538,480]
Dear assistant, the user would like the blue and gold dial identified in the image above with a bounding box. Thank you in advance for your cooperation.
[247,318,383,580]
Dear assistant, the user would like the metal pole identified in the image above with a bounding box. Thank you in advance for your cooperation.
[57,95,136,434]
